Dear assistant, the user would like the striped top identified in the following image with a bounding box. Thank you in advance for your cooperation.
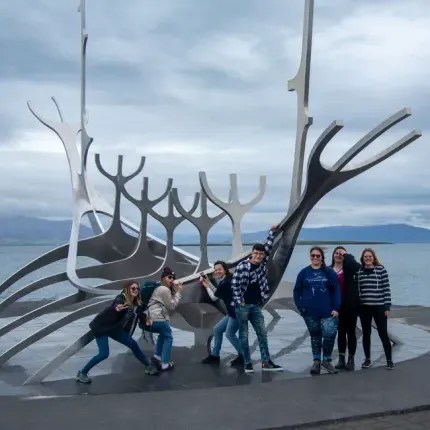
[357,265,391,310]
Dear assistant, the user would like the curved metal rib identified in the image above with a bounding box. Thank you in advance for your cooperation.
[0,298,111,366]
[171,188,226,273]
[0,291,101,338]
[287,0,314,207]
[332,108,413,172]
[24,331,94,385]
[149,190,200,268]
[199,172,267,257]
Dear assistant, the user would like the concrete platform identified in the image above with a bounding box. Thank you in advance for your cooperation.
[1,304,430,429]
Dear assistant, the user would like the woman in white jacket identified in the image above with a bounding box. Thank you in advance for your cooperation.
[147,267,183,371]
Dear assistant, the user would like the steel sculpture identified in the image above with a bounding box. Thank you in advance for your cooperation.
[0,0,423,385]
[199,173,266,258]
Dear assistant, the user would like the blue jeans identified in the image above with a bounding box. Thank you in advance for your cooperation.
[212,315,240,357]
[149,321,173,364]
[81,329,150,374]
[303,316,339,361]
[236,304,270,366]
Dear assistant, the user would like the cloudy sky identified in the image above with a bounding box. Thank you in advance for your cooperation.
[0,0,429,237]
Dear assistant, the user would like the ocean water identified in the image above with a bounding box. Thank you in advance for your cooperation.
[0,243,429,306]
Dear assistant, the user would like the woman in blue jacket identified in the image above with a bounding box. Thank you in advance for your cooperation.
[294,247,341,375]
[201,260,242,367]
[76,280,160,383]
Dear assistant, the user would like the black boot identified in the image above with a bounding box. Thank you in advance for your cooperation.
[345,355,355,371]
[230,355,244,367]
[335,354,346,369]
[201,355,220,364]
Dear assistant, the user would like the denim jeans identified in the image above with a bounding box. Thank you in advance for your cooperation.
[212,315,240,357]
[303,316,338,361]
[236,304,270,366]
[81,329,150,374]
[149,321,173,364]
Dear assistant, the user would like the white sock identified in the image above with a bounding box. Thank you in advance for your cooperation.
[154,355,161,360]
[162,362,169,370]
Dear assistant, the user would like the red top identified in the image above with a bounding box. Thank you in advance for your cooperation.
[336,269,345,300]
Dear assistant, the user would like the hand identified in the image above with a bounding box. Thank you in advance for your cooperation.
[175,282,183,292]
[240,302,245,307]
[145,317,152,326]
[270,224,279,232]
[331,310,339,317]
[115,304,129,312]
[202,280,209,289]
[338,249,346,256]
[384,311,390,317]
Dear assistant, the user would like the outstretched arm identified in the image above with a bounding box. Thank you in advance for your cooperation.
[263,224,279,264]
[342,253,361,276]
[202,278,218,302]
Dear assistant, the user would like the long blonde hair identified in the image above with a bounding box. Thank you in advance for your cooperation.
[360,248,382,267]
[122,280,142,307]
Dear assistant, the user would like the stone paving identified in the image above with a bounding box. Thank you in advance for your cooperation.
[304,409,430,429]
[1,308,430,394]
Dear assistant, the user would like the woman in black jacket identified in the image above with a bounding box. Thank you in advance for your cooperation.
[76,280,160,383]
[200,260,243,367]
[330,246,361,371]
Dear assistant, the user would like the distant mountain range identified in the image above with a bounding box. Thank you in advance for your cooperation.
[0,216,430,245]
[0,215,92,245]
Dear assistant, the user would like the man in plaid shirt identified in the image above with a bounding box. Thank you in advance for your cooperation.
[232,224,283,373]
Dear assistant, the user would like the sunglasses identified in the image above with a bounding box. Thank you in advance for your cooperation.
[130,287,139,291]
[310,254,322,258]
[167,275,175,280]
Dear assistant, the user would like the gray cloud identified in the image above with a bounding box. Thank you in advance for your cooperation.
[0,0,429,234]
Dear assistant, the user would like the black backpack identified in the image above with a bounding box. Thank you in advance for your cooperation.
[139,281,161,310]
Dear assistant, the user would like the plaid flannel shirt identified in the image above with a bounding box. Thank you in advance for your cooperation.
[231,230,275,306]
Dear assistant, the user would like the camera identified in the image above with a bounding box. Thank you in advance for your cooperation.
[198,272,205,284]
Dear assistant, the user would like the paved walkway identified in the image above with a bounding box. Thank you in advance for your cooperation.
[300,409,430,429]
[1,352,430,430]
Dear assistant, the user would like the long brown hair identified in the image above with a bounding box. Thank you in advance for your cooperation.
[360,248,382,267]
[122,280,142,307]
[214,260,232,278]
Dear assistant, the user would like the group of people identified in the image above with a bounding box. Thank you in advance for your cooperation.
[293,245,393,375]
[76,224,393,384]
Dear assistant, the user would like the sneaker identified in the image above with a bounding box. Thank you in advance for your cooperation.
[386,360,394,370]
[76,371,91,384]
[345,356,355,371]
[230,355,244,367]
[201,355,221,364]
[310,359,321,375]
[151,355,162,370]
[145,363,160,376]
[161,362,175,371]
[321,360,338,374]
[262,360,283,372]
[361,358,372,369]
[244,363,254,374]
[335,354,346,370]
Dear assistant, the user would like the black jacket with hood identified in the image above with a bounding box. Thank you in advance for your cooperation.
[331,253,361,311]
[89,293,147,338]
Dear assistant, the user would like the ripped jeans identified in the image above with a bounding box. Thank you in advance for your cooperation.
[303,316,338,361]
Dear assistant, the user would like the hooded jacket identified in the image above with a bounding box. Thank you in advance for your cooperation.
[330,253,361,310]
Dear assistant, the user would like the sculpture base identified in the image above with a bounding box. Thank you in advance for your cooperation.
[1,306,430,397]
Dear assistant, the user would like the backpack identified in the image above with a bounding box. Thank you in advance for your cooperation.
[138,281,161,333]
[139,281,161,310]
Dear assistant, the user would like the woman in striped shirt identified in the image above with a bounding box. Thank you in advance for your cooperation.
[357,248,394,370]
